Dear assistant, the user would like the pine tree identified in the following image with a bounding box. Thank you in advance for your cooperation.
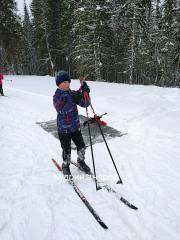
[31,0,49,74]
[174,1,180,87]
[54,0,74,75]
[21,2,37,74]
[150,0,164,85]
[1,0,178,86]
[135,0,154,85]
[116,0,144,84]
[71,0,116,81]
[160,0,179,86]
[31,0,73,75]
[0,0,21,73]
[45,0,63,74]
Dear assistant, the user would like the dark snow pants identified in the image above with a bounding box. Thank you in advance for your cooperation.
[58,130,86,165]
[0,85,4,96]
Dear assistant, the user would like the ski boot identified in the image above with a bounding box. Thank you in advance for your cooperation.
[62,163,73,180]
[77,160,91,175]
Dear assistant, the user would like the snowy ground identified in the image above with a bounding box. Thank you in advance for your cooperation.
[0,75,180,240]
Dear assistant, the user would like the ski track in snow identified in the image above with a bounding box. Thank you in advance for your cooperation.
[0,75,180,240]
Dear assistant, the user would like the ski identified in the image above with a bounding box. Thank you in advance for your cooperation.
[70,160,138,210]
[52,158,108,230]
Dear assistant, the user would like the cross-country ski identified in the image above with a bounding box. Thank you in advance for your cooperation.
[52,158,108,230]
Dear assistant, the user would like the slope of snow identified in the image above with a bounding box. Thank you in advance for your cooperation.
[0,75,180,240]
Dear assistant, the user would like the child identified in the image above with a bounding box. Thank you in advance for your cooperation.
[0,72,4,96]
[53,70,91,179]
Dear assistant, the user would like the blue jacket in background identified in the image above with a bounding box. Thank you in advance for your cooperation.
[53,88,90,133]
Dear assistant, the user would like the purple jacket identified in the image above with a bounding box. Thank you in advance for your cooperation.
[53,88,90,133]
[0,73,3,85]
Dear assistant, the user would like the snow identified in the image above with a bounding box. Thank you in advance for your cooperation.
[78,7,85,12]
[1,75,180,240]
[16,0,32,14]
[96,5,101,10]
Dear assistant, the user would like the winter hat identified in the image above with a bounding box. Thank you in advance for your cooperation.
[55,70,71,86]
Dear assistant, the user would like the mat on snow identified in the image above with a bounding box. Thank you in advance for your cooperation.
[37,115,126,149]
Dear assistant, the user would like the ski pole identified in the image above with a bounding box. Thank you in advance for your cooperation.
[81,78,123,185]
[86,107,101,191]
[88,100,123,184]
[81,81,101,191]
[95,117,123,184]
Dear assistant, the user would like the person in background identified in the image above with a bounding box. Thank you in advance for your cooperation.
[0,71,4,96]
[53,70,91,179]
